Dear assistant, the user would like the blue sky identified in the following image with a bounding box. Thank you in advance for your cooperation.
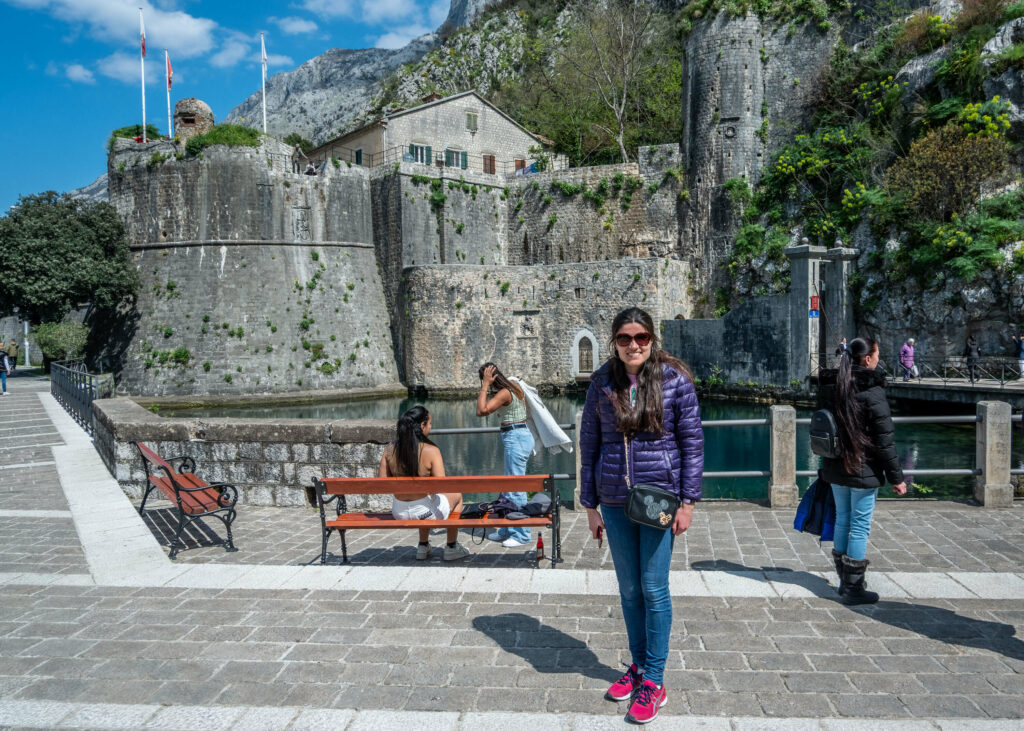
[0,0,449,211]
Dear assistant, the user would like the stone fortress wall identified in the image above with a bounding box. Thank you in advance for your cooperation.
[402,259,693,390]
[106,137,402,397]
[103,11,867,397]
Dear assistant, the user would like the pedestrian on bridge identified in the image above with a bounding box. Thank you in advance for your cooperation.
[964,335,982,384]
[899,338,915,381]
[579,307,704,724]
[819,337,907,606]
[1012,331,1024,377]
[0,349,9,396]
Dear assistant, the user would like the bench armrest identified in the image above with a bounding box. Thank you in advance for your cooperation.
[163,455,197,473]
[174,480,239,508]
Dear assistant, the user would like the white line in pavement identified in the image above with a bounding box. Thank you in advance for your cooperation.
[31,393,1024,600]
[0,460,56,470]
[0,509,72,518]
[0,700,1021,730]
[0,442,62,451]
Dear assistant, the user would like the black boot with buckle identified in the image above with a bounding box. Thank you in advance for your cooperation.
[840,556,879,605]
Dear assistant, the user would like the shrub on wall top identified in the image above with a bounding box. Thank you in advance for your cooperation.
[185,124,262,157]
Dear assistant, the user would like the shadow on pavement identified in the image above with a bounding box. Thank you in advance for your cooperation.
[691,558,838,598]
[472,612,620,682]
[691,559,1024,663]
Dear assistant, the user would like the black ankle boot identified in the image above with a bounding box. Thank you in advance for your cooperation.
[831,550,846,596]
[840,556,879,605]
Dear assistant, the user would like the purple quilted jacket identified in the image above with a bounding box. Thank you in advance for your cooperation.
[579,360,704,508]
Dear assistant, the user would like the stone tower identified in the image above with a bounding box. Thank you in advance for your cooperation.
[173,98,214,142]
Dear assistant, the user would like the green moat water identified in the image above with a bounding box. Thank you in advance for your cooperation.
[163,396,998,501]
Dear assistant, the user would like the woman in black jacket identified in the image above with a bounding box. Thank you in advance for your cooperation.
[820,337,906,605]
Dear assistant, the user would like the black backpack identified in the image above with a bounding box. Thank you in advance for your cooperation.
[809,408,842,458]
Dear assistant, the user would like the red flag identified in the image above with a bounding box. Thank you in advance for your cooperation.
[166,53,172,90]
[140,10,146,58]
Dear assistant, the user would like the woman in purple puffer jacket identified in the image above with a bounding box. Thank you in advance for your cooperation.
[579,307,704,724]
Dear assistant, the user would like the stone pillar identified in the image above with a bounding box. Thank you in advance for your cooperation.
[823,247,859,345]
[784,244,828,384]
[574,410,583,509]
[769,405,798,507]
[975,401,1013,507]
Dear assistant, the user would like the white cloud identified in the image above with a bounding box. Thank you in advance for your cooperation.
[65,63,96,84]
[210,31,250,68]
[361,0,419,24]
[265,53,294,68]
[97,50,160,83]
[6,0,217,58]
[300,0,354,18]
[44,60,59,76]
[271,15,318,34]
[427,0,448,27]
[373,23,429,49]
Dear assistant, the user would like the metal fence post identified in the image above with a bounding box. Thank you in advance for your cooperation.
[769,405,799,507]
[574,410,583,509]
[975,401,1013,507]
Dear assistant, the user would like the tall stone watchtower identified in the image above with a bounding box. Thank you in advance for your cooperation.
[173,98,214,142]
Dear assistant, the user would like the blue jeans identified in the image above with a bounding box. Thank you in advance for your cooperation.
[498,427,534,543]
[601,505,675,685]
[1,369,5,393]
[830,484,878,560]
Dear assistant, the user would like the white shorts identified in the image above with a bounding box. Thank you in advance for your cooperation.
[392,494,450,520]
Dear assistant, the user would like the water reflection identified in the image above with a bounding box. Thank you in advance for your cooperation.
[164,396,986,500]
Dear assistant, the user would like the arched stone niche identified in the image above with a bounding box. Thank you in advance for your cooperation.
[570,328,600,378]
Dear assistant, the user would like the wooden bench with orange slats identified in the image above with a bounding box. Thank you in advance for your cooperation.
[309,474,562,566]
[133,441,239,559]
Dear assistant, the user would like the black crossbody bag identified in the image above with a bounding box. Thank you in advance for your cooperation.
[623,434,680,530]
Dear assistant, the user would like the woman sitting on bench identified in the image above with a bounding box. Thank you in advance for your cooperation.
[379,405,469,561]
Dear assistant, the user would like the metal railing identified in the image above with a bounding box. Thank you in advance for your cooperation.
[431,423,576,483]
[50,359,113,435]
[810,353,1024,387]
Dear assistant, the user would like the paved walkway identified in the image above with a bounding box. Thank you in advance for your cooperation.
[1,372,1023,728]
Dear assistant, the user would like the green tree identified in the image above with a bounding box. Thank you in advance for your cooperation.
[32,321,89,361]
[0,192,138,325]
[283,132,313,153]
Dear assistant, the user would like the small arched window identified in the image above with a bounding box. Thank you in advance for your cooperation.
[578,336,593,374]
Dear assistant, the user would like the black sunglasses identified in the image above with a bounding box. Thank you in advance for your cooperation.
[614,332,652,347]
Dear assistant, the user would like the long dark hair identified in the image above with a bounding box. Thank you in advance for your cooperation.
[835,337,877,475]
[608,307,692,437]
[394,405,436,477]
[478,362,525,400]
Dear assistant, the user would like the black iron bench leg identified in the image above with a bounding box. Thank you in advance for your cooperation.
[321,526,330,565]
[340,529,348,563]
[223,510,238,552]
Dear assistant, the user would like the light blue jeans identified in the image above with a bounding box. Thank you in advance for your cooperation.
[601,505,675,685]
[497,426,534,543]
[830,484,878,560]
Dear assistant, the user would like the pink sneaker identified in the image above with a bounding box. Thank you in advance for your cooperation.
[605,663,641,701]
[626,679,667,724]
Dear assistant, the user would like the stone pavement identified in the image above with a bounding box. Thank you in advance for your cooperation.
[1,372,1023,729]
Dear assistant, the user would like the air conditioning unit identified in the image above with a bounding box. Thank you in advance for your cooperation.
[436,158,445,167]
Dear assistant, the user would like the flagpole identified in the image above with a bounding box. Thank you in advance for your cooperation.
[165,50,173,140]
[139,8,147,142]
[260,33,267,134]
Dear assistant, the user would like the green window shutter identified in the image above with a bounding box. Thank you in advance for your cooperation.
[409,144,415,158]
[461,150,468,170]
[425,146,432,165]
[445,149,452,167]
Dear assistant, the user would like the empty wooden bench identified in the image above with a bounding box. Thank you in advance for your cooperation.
[133,441,239,559]
[309,474,562,566]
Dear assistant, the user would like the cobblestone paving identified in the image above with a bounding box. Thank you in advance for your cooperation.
[1,584,1022,719]
[0,377,86,575]
[157,500,1024,574]
[2,373,1024,724]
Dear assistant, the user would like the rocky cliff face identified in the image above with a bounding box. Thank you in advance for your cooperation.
[67,174,109,203]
